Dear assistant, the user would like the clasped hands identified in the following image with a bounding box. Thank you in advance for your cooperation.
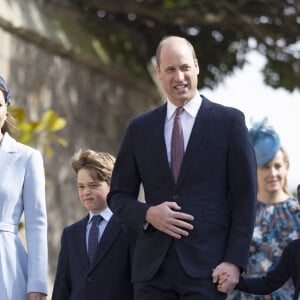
[145,202,239,293]
[212,262,240,293]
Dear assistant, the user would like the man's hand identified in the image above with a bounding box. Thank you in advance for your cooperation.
[212,262,240,293]
[145,201,194,238]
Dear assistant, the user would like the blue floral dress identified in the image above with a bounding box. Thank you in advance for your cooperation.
[227,197,300,300]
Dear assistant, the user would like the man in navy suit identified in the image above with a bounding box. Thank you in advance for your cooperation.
[107,36,257,299]
[52,149,134,300]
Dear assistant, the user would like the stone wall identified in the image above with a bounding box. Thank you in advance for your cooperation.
[0,26,160,293]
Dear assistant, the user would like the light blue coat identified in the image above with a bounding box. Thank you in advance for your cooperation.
[0,133,48,299]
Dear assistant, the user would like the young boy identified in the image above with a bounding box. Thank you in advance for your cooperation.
[215,184,300,300]
[52,149,134,300]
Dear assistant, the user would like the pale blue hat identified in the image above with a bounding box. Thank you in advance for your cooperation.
[0,75,12,105]
[249,118,281,166]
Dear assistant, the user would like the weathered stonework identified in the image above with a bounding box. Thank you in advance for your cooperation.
[0,11,160,292]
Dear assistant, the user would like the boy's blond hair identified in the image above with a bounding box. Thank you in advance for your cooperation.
[71,149,115,185]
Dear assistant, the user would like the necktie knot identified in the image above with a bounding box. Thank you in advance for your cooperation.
[91,215,102,225]
[174,107,184,120]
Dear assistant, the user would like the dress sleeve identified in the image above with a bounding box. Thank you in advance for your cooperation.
[23,149,48,294]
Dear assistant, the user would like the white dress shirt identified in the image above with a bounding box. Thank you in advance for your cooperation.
[164,94,202,164]
[86,207,113,247]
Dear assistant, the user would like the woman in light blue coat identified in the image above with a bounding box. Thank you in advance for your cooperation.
[0,76,48,300]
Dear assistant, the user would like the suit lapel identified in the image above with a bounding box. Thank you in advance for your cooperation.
[75,215,90,270]
[153,104,175,188]
[89,215,122,270]
[152,100,212,187]
[0,133,22,171]
[177,97,212,185]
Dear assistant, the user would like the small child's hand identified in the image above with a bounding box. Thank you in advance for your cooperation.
[212,268,229,284]
[217,271,230,285]
[212,263,239,293]
[216,272,231,293]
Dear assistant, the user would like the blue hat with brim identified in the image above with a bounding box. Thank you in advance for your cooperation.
[249,118,281,166]
[0,75,12,105]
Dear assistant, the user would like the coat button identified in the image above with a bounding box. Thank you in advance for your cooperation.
[87,276,92,282]
[172,194,178,200]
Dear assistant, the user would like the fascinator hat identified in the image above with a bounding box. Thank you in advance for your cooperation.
[248,118,281,166]
[0,75,12,105]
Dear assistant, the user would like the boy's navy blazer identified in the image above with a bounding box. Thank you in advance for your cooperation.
[108,95,258,282]
[52,214,134,300]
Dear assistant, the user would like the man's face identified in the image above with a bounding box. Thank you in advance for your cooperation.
[157,38,199,106]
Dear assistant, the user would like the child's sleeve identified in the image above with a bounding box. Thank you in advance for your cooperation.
[235,243,292,294]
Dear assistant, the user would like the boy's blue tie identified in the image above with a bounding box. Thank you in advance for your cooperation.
[88,215,102,265]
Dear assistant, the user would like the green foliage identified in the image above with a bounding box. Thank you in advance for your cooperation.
[9,106,68,157]
[48,0,299,92]
[9,106,68,231]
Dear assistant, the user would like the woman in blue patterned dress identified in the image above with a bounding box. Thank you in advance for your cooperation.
[227,119,300,300]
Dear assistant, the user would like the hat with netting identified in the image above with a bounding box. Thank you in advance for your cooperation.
[248,118,280,166]
[0,75,12,105]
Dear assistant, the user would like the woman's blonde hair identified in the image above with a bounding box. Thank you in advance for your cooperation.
[280,146,292,196]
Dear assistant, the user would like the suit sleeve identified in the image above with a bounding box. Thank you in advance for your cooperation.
[107,119,151,230]
[236,242,292,294]
[225,110,257,271]
[52,229,72,300]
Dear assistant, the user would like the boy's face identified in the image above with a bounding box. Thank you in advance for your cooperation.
[77,168,109,214]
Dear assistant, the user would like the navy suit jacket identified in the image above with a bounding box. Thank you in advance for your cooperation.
[108,95,257,282]
[52,214,134,300]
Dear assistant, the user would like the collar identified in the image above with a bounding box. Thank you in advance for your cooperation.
[89,207,113,223]
[0,132,18,152]
[166,93,202,121]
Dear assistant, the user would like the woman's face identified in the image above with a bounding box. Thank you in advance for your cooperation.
[257,150,288,194]
[0,90,7,132]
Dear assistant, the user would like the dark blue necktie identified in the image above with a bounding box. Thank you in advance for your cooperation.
[88,215,102,265]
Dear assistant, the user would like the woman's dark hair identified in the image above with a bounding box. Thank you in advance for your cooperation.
[0,85,18,137]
